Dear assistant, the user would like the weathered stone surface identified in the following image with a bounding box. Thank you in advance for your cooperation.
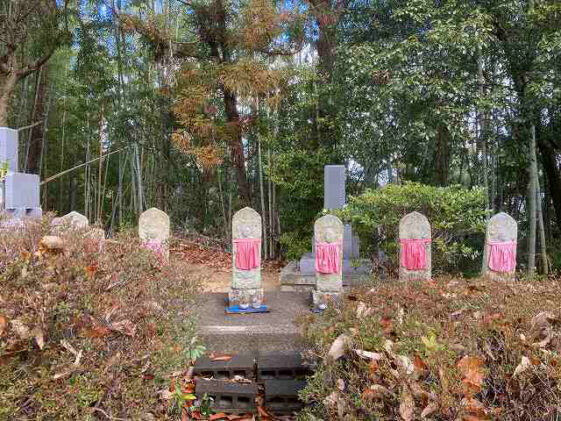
[324,165,346,210]
[312,291,342,309]
[138,207,170,263]
[0,127,19,173]
[52,211,89,230]
[84,227,105,252]
[280,260,372,292]
[399,211,431,281]
[4,172,40,209]
[482,212,517,281]
[228,288,263,309]
[231,207,262,290]
[314,214,344,297]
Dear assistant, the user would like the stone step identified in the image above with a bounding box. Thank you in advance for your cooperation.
[195,379,257,413]
[263,380,307,414]
[193,354,255,380]
[194,352,312,415]
[256,351,314,381]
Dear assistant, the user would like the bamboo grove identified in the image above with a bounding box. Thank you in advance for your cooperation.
[1,0,561,273]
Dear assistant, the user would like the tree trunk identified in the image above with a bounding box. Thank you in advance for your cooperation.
[535,175,548,275]
[27,66,48,174]
[433,123,450,186]
[477,45,490,220]
[527,125,537,277]
[70,174,77,212]
[308,0,341,150]
[0,72,18,127]
[538,137,561,227]
[223,88,251,206]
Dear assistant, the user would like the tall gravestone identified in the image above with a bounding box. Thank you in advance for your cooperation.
[0,128,41,219]
[399,212,432,281]
[139,207,170,264]
[312,214,344,310]
[299,165,361,270]
[482,212,517,281]
[228,207,267,312]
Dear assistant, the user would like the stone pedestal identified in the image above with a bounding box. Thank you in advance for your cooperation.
[0,128,42,220]
[0,128,19,173]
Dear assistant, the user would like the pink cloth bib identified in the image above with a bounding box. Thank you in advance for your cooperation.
[234,238,261,270]
[488,240,516,272]
[142,239,166,264]
[315,242,341,274]
[400,238,431,270]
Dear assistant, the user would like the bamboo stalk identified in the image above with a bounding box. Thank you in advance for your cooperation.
[40,147,128,186]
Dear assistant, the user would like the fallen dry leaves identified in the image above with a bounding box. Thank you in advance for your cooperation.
[457,356,485,397]
[209,353,234,362]
[0,315,7,336]
[399,385,414,421]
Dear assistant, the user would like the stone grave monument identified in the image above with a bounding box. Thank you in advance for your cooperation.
[51,211,89,231]
[139,207,170,264]
[482,212,517,281]
[312,214,344,310]
[228,207,267,313]
[398,211,432,281]
[0,128,41,219]
[280,165,370,291]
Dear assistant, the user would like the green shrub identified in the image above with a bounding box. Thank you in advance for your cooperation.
[334,182,487,274]
[280,231,311,261]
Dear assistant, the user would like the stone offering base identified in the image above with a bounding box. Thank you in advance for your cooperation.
[311,291,342,310]
[398,267,431,281]
[280,259,372,292]
[483,271,516,282]
[228,287,264,308]
[197,291,308,354]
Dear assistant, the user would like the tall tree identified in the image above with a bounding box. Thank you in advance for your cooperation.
[122,0,302,206]
[0,0,69,126]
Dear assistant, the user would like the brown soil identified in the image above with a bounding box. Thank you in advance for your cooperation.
[181,263,281,292]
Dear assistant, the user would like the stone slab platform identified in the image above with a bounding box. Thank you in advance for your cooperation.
[196,292,310,354]
[280,260,373,292]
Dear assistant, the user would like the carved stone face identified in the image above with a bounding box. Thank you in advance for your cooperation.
[324,227,337,243]
[241,226,252,238]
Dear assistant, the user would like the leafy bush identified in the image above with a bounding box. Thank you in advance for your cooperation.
[0,216,200,419]
[335,182,487,274]
[280,231,312,261]
[297,277,561,420]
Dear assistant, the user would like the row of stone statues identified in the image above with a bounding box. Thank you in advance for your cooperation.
[228,208,518,311]
[52,206,518,312]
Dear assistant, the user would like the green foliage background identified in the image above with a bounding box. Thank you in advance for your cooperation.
[335,183,487,274]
